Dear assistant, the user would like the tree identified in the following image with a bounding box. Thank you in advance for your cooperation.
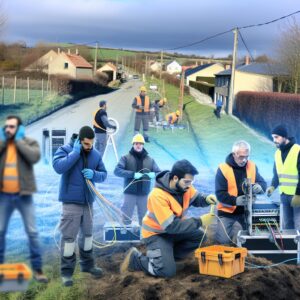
[277,19,300,93]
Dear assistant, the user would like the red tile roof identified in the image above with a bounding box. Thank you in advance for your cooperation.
[65,53,93,68]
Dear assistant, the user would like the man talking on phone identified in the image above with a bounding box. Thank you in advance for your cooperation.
[53,126,107,287]
[0,115,48,283]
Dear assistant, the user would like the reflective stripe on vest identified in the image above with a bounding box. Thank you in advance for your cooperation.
[275,144,300,195]
[136,96,150,112]
[141,186,197,238]
[217,160,256,213]
[93,109,106,130]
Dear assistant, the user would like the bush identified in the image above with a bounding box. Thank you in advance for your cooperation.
[189,80,214,98]
[235,91,300,142]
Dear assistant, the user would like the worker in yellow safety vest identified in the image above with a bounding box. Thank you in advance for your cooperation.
[120,159,218,278]
[165,110,180,125]
[132,86,151,143]
[215,140,267,244]
[267,125,300,229]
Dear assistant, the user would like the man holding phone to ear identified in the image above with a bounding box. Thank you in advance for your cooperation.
[0,115,48,283]
[53,126,107,287]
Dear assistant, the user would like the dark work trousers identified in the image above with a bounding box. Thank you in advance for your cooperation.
[59,203,94,277]
[131,229,205,278]
[134,113,149,139]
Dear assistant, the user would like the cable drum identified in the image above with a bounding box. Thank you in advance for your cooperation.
[106,117,119,136]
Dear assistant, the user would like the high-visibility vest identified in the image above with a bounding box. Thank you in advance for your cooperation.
[217,160,256,213]
[135,96,150,112]
[275,144,300,195]
[142,185,199,238]
[165,113,178,124]
[93,109,106,131]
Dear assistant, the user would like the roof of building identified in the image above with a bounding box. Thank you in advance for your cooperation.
[65,53,93,68]
[166,60,181,67]
[216,63,288,77]
[184,63,214,77]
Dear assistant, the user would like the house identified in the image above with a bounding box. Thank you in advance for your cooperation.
[166,60,182,74]
[97,63,117,81]
[48,51,93,79]
[184,63,225,86]
[149,61,162,72]
[25,49,59,73]
[214,62,288,111]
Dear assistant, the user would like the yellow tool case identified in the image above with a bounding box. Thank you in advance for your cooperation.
[195,245,247,278]
[0,263,32,292]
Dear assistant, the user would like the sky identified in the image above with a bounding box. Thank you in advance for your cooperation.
[2,0,300,58]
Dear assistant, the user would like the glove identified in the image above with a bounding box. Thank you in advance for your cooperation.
[266,186,275,197]
[205,194,218,205]
[146,172,156,179]
[82,168,94,180]
[73,138,82,154]
[15,125,25,141]
[134,172,143,180]
[291,195,300,207]
[252,183,264,195]
[236,195,247,206]
[0,127,6,142]
[200,213,215,227]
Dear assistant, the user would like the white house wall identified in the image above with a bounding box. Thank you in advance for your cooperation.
[48,55,77,78]
[186,64,225,85]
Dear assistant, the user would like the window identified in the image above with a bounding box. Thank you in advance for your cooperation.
[64,62,68,69]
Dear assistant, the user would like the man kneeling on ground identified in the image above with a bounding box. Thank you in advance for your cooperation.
[120,159,217,278]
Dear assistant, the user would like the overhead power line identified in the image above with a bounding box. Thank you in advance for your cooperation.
[238,31,254,61]
[164,10,300,51]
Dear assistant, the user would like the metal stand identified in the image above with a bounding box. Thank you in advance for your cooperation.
[102,117,119,162]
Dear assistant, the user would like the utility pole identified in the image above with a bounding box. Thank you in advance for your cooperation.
[145,56,148,76]
[94,42,98,74]
[178,71,185,120]
[160,50,164,80]
[228,28,238,115]
[134,54,137,73]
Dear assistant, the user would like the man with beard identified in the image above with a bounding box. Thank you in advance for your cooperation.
[267,125,300,229]
[114,134,160,225]
[215,140,267,244]
[0,115,48,283]
[120,159,217,278]
[53,126,107,287]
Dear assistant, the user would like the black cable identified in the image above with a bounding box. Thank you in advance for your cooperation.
[238,31,255,61]
[164,10,300,52]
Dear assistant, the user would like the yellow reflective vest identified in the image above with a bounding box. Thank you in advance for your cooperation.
[275,144,300,195]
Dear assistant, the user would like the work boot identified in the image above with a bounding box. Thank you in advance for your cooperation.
[120,247,141,274]
[81,266,104,278]
[33,270,49,283]
[144,136,150,143]
[62,276,73,287]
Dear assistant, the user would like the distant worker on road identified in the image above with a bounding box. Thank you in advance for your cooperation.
[214,98,223,119]
[93,100,117,157]
[132,86,151,143]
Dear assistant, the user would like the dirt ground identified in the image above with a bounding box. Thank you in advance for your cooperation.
[83,244,300,300]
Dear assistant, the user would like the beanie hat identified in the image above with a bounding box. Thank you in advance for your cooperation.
[79,126,95,140]
[99,100,106,107]
[272,125,288,138]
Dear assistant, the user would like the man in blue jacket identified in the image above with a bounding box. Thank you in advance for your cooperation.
[53,126,107,287]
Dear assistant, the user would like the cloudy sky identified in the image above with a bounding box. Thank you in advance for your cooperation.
[2,0,300,57]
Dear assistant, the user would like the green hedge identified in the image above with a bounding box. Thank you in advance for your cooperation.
[189,80,214,98]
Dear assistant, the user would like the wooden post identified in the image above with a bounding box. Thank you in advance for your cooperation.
[41,79,44,101]
[178,71,185,121]
[2,76,4,105]
[27,77,30,102]
[13,76,17,104]
[160,51,163,80]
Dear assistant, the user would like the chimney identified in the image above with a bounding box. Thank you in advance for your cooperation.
[245,55,250,65]
[75,48,79,55]
[57,48,60,54]
[225,64,231,70]
[68,49,71,55]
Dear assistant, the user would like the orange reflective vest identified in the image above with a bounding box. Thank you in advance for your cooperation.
[165,113,178,124]
[135,96,150,112]
[142,185,199,238]
[217,160,256,213]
